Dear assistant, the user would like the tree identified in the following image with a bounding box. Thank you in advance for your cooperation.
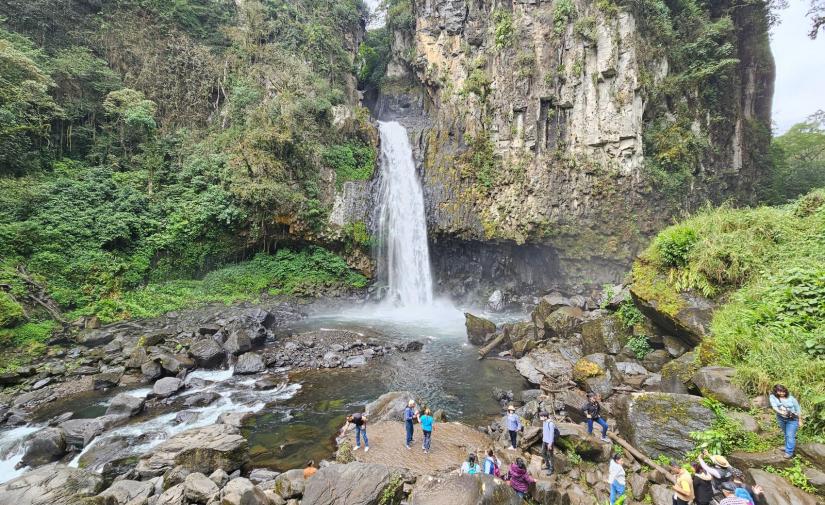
[102,88,157,158]
[765,111,825,203]
[809,0,825,38]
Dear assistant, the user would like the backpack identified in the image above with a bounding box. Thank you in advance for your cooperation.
[553,426,561,446]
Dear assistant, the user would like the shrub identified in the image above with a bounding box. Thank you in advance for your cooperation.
[654,224,698,268]
[626,334,652,359]
[765,459,816,493]
[553,0,577,35]
[0,292,24,328]
[492,9,514,49]
[615,300,644,328]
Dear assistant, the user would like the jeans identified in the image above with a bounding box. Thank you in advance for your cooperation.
[586,416,608,437]
[777,415,799,456]
[672,498,689,505]
[405,419,414,446]
[509,430,518,448]
[355,425,368,448]
[542,443,554,473]
[423,430,432,450]
[610,481,625,505]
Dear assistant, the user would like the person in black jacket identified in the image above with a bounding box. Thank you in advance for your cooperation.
[582,392,609,442]
[691,463,714,505]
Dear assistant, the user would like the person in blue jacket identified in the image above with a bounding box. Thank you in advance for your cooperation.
[420,407,434,453]
[769,384,802,458]
[403,400,419,449]
[505,405,522,450]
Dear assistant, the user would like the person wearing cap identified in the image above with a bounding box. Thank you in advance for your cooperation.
[403,399,419,449]
[582,392,609,442]
[719,482,752,505]
[671,463,694,505]
[539,411,555,475]
[769,384,802,458]
[608,453,626,505]
[691,462,714,505]
[505,405,522,450]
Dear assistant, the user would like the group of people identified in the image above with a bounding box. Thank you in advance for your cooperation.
[342,399,435,454]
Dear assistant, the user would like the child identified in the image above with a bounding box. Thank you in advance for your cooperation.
[420,407,434,453]
[608,453,625,505]
[506,457,535,498]
[483,448,501,476]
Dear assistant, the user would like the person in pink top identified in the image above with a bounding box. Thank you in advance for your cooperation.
[506,457,535,499]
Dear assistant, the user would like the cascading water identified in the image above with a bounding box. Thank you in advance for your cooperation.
[376,121,434,307]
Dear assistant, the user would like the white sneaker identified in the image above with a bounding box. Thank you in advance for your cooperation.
[364,446,370,453]
[353,446,361,451]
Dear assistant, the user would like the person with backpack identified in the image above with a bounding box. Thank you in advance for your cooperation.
[691,463,714,505]
[343,412,369,452]
[719,482,752,505]
[483,448,501,476]
[403,400,419,450]
[506,457,535,499]
[539,411,556,475]
[769,384,802,458]
[505,405,522,450]
[460,453,481,475]
[420,407,434,453]
[608,453,626,505]
[697,451,734,498]
[582,392,609,442]
[671,463,694,505]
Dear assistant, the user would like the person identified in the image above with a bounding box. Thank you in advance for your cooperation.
[460,453,481,475]
[691,463,714,505]
[697,451,734,496]
[483,448,501,476]
[582,392,609,442]
[769,384,802,458]
[403,400,419,450]
[731,468,764,505]
[506,457,535,499]
[608,453,626,505]
[539,411,555,475]
[671,463,694,505]
[719,482,752,505]
[343,412,369,452]
[506,405,522,450]
[303,460,317,479]
[420,407,434,453]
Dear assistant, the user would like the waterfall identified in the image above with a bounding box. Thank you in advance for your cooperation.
[376,121,434,307]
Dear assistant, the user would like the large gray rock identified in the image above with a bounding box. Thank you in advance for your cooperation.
[152,377,183,398]
[542,307,585,340]
[746,468,819,505]
[532,474,599,505]
[465,313,496,345]
[97,479,155,505]
[631,282,714,346]
[155,483,186,505]
[141,360,163,380]
[134,424,248,478]
[614,392,714,461]
[515,348,575,385]
[21,427,67,467]
[0,464,103,505]
[223,330,252,355]
[302,462,403,505]
[221,477,268,505]
[799,443,825,468]
[363,391,417,423]
[106,392,145,417]
[273,468,305,499]
[659,352,698,394]
[411,473,522,505]
[649,483,673,505]
[581,315,628,355]
[188,338,226,368]
[183,472,219,503]
[554,423,612,462]
[234,352,265,375]
[59,417,121,449]
[531,293,571,327]
[571,353,622,399]
[728,449,794,470]
[691,366,749,409]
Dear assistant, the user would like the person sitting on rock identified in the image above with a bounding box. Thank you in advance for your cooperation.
[769,384,802,458]
[608,453,626,505]
[483,448,501,476]
[539,411,556,475]
[582,392,609,442]
[343,412,369,453]
[731,468,764,505]
[460,453,481,475]
[691,462,714,505]
[505,405,522,450]
[505,457,535,499]
[403,400,419,450]
[303,460,317,479]
[671,463,695,505]
[719,482,752,505]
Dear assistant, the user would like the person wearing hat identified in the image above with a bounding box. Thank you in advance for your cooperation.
[769,384,802,458]
[505,405,522,450]
[539,411,556,475]
[582,392,609,442]
[697,450,734,497]
[691,462,714,505]
[719,482,752,505]
[671,463,694,505]
[403,399,419,450]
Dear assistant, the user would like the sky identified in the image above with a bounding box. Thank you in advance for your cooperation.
[770,0,825,134]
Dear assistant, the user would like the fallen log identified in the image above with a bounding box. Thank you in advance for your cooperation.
[477,332,508,360]
[607,431,676,484]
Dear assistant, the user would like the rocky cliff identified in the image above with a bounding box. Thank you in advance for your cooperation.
[365,0,774,296]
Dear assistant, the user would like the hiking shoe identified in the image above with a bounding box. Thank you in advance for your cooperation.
[406,444,411,450]
[364,446,370,453]
[783,452,793,459]
[354,446,361,451]
[601,436,610,442]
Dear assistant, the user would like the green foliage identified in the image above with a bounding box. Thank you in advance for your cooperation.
[626,334,652,359]
[0,291,24,327]
[383,0,415,34]
[643,116,707,196]
[654,225,698,268]
[379,473,404,505]
[765,459,816,493]
[573,16,596,41]
[764,112,825,204]
[460,131,496,190]
[689,398,776,457]
[600,283,616,309]
[615,300,644,328]
[515,51,536,79]
[492,9,514,50]
[566,449,583,465]
[553,0,577,35]
[358,28,391,91]
[0,320,55,372]
[344,221,372,247]
[324,143,376,188]
[460,69,492,100]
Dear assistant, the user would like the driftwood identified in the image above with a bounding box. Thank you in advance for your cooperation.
[477,332,508,360]
[607,431,677,484]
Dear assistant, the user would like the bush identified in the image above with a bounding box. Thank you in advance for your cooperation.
[626,334,652,359]
[492,9,514,49]
[654,224,698,267]
[324,143,376,188]
[615,300,644,328]
[0,292,24,328]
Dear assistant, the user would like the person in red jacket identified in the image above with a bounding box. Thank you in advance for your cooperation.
[506,457,535,499]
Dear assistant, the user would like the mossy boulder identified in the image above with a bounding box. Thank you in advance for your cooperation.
[554,422,612,462]
[691,366,749,409]
[581,314,629,355]
[572,353,622,399]
[543,307,585,340]
[614,392,713,461]
[0,291,24,328]
[660,352,698,394]
[464,312,496,346]
[530,293,570,327]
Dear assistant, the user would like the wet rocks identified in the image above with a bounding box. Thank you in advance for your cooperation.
[106,392,145,417]
[464,312,496,345]
[152,377,183,398]
[396,340,424,352]
[630,282,714,346]
[188,338,226,368]
[581,315,628,355]
[135,424,248,478]
[183,391,220,408]
[0,464,103,505]
[223,330,253,355]
[542,306,585,340]
[233,352,265,375]
[21,427,67,467]
[531,293,571,327]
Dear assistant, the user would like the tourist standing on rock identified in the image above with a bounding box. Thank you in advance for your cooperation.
[420,407,434,453]
[303,460,317,479]
[506,405,522,450]
[539,411,555,475]
[671,463,694,505]
[718,482,752,505]
[582,392,609,442]
[769,384,802,458]
[404,400,419,449]
[506,457,535,499]
[344,412,369,452]
[691,463,714,505]
[608,453,626,505]
[483,448,501,476]
[460,453,481,475]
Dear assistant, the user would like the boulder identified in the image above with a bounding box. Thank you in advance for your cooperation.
[93,367,125,390]
[799,443,825,468]
[77,436,132,476]
[640,349,671,373]
[728,411,759,433]
[543,307,585,340]
[249,468,280,484]
[21,427,67,467]
[410,473,521,505]
[106,392,145,417]
[649,483,673,505]
[152,377,183,398]
[183,472,219,503]
[580,315,628,355]
[396,340,424,352]
[183,391,220,408]
[155,483,186,505]
[125,347,149,369]
[59,417,116,449]
[662,335,688,357]
[273,468,305,499]
[691,366,749,409]
[465,313,496,345]
[746,468,819,505]
[135,424,248,478]
[515,348,575,385]
[531,293,571,327]
[98,479,154,505]
[234,352,265,375]
[803,467,825,495]
[628,473,650,501]
[571,353,622,399]
[659,352,698,394]
[728,449,795,470]
[614,392,714,461]
[188,339,226,368]
[363,391,417,423]
[221,477,268,505]
[303,462,404,505]
[223,330,252,355]
[141,360,163,380]
[0,464,103,505]
[630,282,714,346]
[487,290,505,312]
[209,468,230,487]
[554,423,612,462]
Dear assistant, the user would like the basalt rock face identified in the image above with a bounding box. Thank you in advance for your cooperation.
[371,0,774,295]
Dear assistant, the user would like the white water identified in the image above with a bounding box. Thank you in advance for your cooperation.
[376,121,435,307]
